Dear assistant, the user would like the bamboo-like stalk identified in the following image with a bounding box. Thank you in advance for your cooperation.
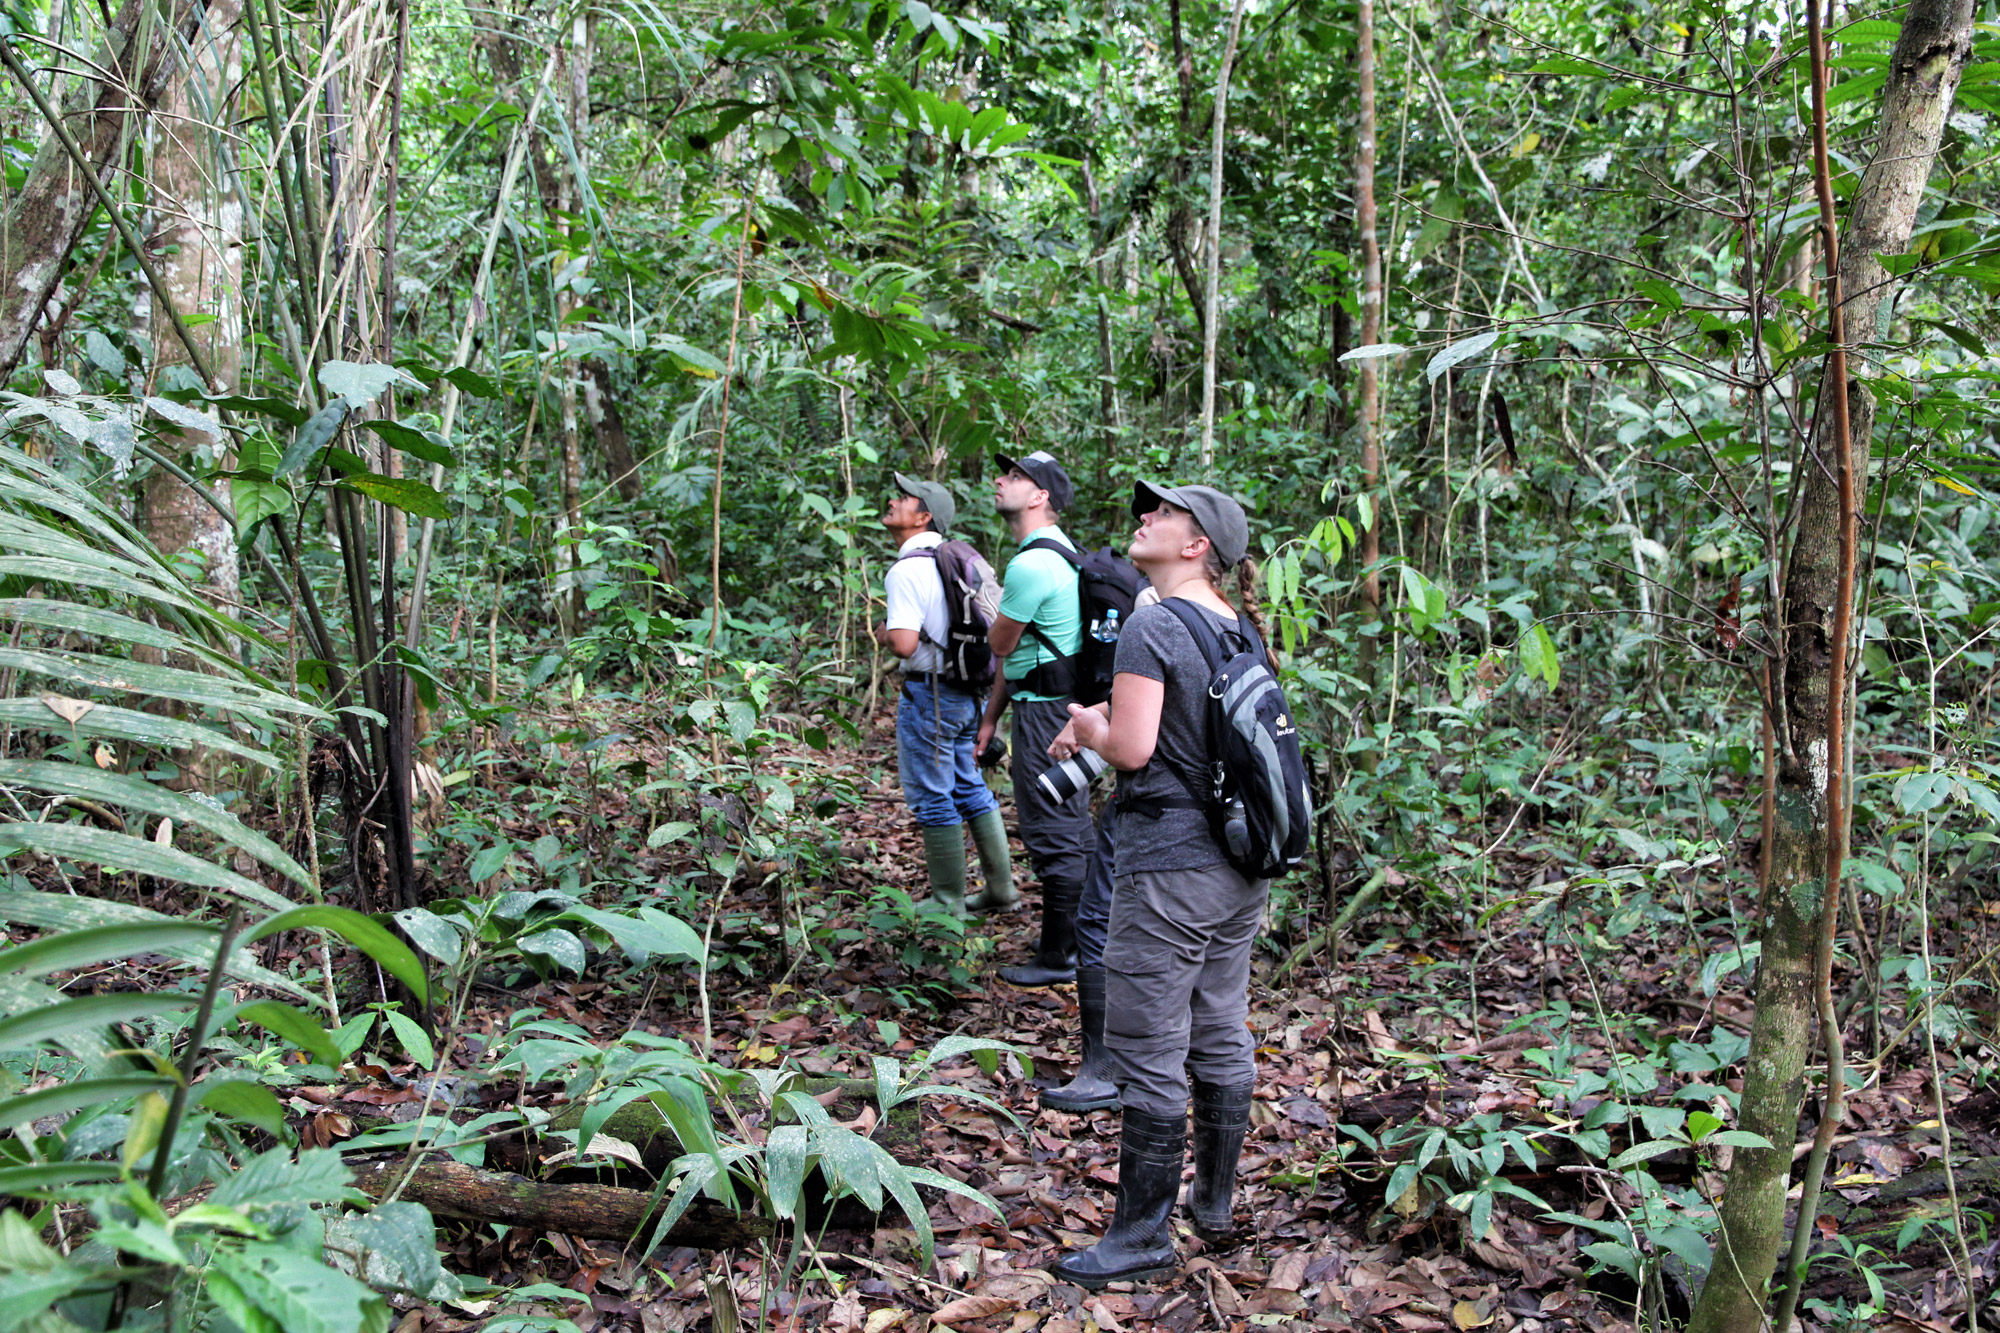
[1355,0,1381,669]
[706,192,757,663]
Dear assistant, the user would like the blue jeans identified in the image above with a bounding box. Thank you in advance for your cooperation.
[896,677,1000,828]
[1076,804,1115,969]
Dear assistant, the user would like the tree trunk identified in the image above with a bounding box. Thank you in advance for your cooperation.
[142,0,244,609]
[0,0,205,380]
[1196,0,1248,471]
[1355,0,1382,669]
[1689,5,1974,1331]
[584,359,642,502]
[553,9,590,636]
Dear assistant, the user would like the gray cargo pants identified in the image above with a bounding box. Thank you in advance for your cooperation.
[1102,862,1268,1117]
[1008,696,1093,884]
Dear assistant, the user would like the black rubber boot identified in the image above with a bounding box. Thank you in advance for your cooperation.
[1187,1080,1254,1243]
[1049,1108,1184,1288]
[1041,965,1121,1112]
[998,878,1079,987]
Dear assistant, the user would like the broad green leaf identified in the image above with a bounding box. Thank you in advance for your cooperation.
[1707,1129,1775,1150]
[0,699,276,767]
[391,907,462,969]
[380,1008,436,1068]
[0,1076,173,1130]
[0,1162,121,1193]
[0,647,315,720]
[246,906,428,1003]
[232,1000,343,1064]
[0,993,192,1051]
[277,401,349,478]
[1426,330,1501,383]
[198,1079,291,1138]
[0,920,218,977]
[211,1147,357,1211]
[1608,1139,1684,1169]
[0,891,309,1001]
[359,419,456,468]
[0,760,311,889]
[1687,1110,1724,1143]
[210,1242,391,1333]
[232,479,292,533]
[337,473,450,519]
[0,823,290,910]
[333,1202,455,1300]
[442,366,500,398]
[518,927,587,974]
[318,361,411,409]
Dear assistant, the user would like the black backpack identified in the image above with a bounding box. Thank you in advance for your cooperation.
[895,540,1002,690]
[1018,540,1146,706]
[1152,599,1312,881]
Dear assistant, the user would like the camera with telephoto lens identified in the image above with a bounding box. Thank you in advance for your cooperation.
[1038,748,1109,803]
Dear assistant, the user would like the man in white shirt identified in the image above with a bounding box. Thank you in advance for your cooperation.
[872,473,1016,917]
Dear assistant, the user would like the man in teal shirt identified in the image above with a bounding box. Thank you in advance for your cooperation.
[977,451,1091,986]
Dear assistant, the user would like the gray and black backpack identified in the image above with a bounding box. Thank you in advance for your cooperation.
[1154,599,1312,881]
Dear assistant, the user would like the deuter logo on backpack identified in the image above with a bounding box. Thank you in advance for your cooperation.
[897,540,1002,690]
[1019,540,1146,706]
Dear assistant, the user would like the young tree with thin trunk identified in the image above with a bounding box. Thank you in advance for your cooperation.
[1355,0,1382,671]
[1689,2,1975,1329]
[1197,0,1248,471]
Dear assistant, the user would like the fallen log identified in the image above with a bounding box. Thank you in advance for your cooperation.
[351,1158,776,1248]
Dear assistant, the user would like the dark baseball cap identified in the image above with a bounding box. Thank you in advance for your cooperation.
[994,450,1074,512]
[1131,480,1251,568]
[893,471,956,533]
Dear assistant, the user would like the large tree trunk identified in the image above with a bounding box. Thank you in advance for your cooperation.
[142,0,243,608]
[0,0,206,380]
[1689,4,1974,1330]
[584,359,641,502]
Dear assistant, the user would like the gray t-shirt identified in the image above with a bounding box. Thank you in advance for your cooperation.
[1110,598,1246,874]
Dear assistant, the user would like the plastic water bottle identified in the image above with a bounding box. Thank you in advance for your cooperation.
[1092,608,1121,644]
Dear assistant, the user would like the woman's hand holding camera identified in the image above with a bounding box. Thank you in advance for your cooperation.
[1053,702,1110,760]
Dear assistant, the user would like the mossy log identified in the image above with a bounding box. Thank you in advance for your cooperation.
[351,1159,776,1248]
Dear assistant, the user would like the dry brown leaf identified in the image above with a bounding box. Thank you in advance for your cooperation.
[93,745,115,770]
[1081,1296,1126,1333]
[41,694,94,724]
[1452,1299,1494,1329]
[153,817,173,847]
[863,1309,908,1333]
[929,1295,1016,1326]
[1266,1250,1310,1293]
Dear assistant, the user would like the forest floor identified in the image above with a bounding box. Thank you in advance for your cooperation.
[182,705,2000,1332]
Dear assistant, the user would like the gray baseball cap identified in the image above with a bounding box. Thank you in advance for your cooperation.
[994,450,1074,512]
[1131,480,1251,568]
[893,471,956,533]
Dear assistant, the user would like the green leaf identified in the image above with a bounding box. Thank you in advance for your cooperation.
[359,419,456,468]
[442,366,500,398]
[0,699,277,767]
[380,1008,436,1069]
[319,361,411,410]
[210,1242,391,1333]
[1608,1139,1684,1169]
[0,1162,121,1193]
[1707,1129,1775,1150]
[518,928,587,974]
[0,920,218,978]
[334,1202,455,1300]
[198,1078,291,1138]
[336,473,451,520]
[391,907,462,969]
[245,906,428,1004]
[232,1000,343,1064]
[764,1124,809,1219]
[232,479,293,533]
[211,1147,357,1211]
[0,992,193,1051]
[0,1076,173,1130]
[1581,1241,1640,1278]
[1426,330,1501,383]
[0,822,290,910]
[276,402,349,478]
[1336,342,1409,363]
[1687,1110,1724,1143]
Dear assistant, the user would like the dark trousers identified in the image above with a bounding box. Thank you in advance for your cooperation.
[1075,804,1115,969]
[1008,696,1092,883]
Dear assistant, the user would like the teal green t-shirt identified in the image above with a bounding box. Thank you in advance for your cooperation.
[999,526,1082,701]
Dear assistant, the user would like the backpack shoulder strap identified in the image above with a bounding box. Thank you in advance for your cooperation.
[1020,536,1084,569]
[1159,597,1228,672]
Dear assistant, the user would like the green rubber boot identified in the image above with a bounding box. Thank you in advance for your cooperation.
[965,809,1020,914]
[920,823,969,918]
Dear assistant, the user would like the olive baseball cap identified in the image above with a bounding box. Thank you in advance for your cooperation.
[893,471,956,533]
[1131,480,1251,568]
[994,450,1074,512]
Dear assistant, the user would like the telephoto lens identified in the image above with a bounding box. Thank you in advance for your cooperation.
[1037,748,1109,803]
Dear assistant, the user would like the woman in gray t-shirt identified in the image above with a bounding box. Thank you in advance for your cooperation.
[1045,481,1270,1288]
